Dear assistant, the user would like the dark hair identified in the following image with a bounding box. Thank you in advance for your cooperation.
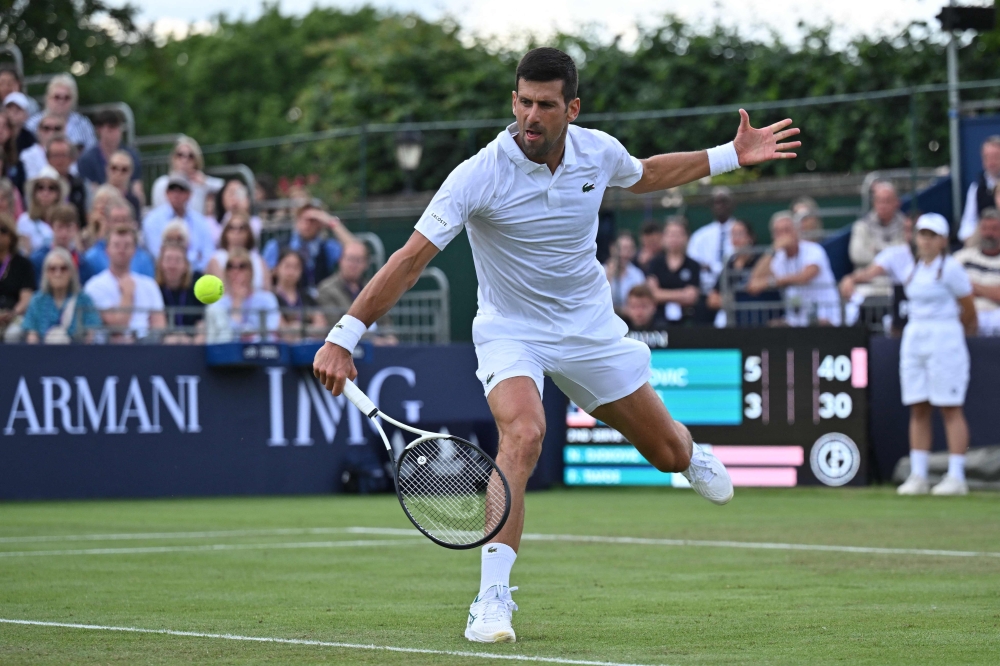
[47,203,79,228]
[93,109,124,127]
[0,63,21,84]
[515,48,578,104]
[640,221,661,236]
[627,284,654,301]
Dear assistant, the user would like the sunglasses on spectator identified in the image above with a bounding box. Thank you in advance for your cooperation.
[174,151,196,160]
[228,225,249,232]
[39,124,64,132]
[37,183,61,192]
[50,94,72,102]
[46,264,70,273]
[226,263,251,271]
[109,164,131,173]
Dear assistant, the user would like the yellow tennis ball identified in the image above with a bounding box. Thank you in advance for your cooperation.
[194,275,225,304]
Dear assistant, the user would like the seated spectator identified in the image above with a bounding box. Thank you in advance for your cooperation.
[620,284,665,332]
[215,179,262,242]
[0,213,35,341]
[16,166,64,254]
[142,172,215,272]
[80,199,155,284]
[271,248,325,341]
[954,208,1000,336]
[707,219,765,326]
[689,187,738,292]
[263,203,355,297]
[3,92,36,192]
[150,137,223,214]
[160,220,190,252]
[31,204,81,284]
[20,112,67,180]
[645,218,701,324]
[0,112,26,207]
[0,64,37,117]
[205,213,270,291]
[80,183,121,251]
[0,177,22,220]
[77,110,143,203]
[635,220,662,271]
[25,74,96,153]
[605,231,646,311]
[103,149,142,220]
[959,136,1000,243]
[84,225,165,342]
[317,240,397,344]
[45,134,87,225]
[849,181,907,269]
[23,247,100,344]
[205,247,280,343]
[790,195,823,239]
[748,211,842,326]
[156,243,205,343]
[840,215,916,330]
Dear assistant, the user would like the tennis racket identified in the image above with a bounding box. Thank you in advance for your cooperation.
[342,380,511,550]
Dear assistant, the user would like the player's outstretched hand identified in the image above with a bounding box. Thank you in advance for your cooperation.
[733,109,801,166]
[313,341,358,396]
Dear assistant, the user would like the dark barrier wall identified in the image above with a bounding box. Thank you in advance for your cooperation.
[869,336,1000,481]
[0,344,564,500]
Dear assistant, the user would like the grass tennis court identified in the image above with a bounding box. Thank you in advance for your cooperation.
[1,487,998,665]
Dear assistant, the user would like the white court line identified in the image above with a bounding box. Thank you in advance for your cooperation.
[0,538,424,558]
[0,618,659,666]
[0,527,362,544]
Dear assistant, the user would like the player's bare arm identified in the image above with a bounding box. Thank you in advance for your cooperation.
[627,109,801,194]
[313,231,439,394]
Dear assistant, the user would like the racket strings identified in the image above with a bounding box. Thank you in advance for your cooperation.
[397,438,508,546]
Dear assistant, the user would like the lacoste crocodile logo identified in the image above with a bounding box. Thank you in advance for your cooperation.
[582,182,595,193]
[488,546,497,553]
[486,372,495,386]
[334,324,344,329]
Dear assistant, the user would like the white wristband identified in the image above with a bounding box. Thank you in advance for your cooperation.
[325,315,367,352]
[707,141,740,176]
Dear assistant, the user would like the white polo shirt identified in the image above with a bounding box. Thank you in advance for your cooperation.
[904,255,972,322]
[873,244,916,284]
[770,240,841,326]
[415,123,643,344]
[84,269,165,337]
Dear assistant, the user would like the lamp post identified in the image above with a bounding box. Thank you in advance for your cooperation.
[395,128,424,195]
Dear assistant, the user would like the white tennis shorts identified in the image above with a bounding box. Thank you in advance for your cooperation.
[475,335,652,412]
[899,320,969,407]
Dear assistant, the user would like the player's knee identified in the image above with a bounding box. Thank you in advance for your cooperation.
[503,419,545,470]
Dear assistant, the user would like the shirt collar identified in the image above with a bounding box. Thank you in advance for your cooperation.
[500,122,576,174]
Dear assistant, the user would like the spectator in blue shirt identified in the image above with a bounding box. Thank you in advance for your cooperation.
[80,198,154,284]
[77,109,144,205]
[261,202,355,297]
[142,172,215,272]
[23,246,101,343]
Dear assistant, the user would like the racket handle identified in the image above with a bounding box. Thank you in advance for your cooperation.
[343,380,378,418]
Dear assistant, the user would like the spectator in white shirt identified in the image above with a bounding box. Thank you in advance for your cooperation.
[958,136,1000,243]
[149,136,223,214]
[688,186,738,291]
[16,166,65,255]
[83,225,165,342]
[748,210,842,326]
[18,111,65,181]
[954,208,1000,336]
[604,231,646,311]
[25,74,96,153]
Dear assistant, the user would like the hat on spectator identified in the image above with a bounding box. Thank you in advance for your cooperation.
[166,172,192,191]
[26,165,70,202]
[915,213,949,237]
[3,92,29,110]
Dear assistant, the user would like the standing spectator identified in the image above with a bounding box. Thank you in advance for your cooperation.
[747,211,842,326]
[76,110,143,202]
[619,284,665,332]
[958,136,1000,243]
[635,221,662,272]
[149,137,223,214]
[263,203,355,297]
[646,218,701,324]
[30,204,81,282]
[896,214,978,496]
[103,150,141,220]
[205,247,280,343]
[142,172,215,272]
[80,199,155,283]
[17,166,64,254]
[316,240,396,344]
[204,213,270,291]
[156,243,204,343]
[954,208,1000,336]
[45,135,87,225]
[604,232,646,311]
[688,186,739,292]
[849,181,907,269]
[272,248,325,341]
[25,74,96,153]
[84,225,165,342]
[23,247,100,344]
[216,179,262,241]
[0,213,35,341]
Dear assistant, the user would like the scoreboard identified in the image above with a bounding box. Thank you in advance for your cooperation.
[564,327,870,488]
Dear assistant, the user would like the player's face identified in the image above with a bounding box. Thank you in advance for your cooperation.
[511,79,580,162]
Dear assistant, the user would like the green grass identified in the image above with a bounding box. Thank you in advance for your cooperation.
[1,487,999,665]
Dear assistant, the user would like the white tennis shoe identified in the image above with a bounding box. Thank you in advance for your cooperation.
[682,443,734,505]
[897,475,930,495]
[465,584,518,643]
[931,474,969,496]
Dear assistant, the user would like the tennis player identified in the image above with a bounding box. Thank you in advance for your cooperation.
[314,47,801,643]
